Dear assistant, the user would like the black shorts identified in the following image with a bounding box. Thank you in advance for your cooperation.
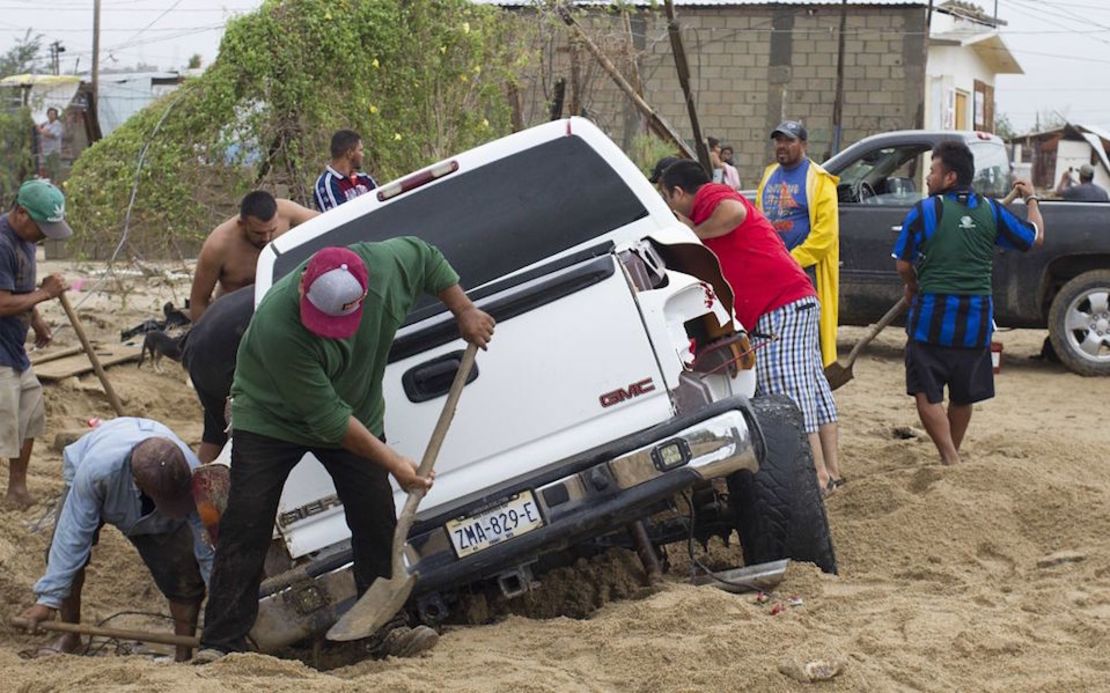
[46,496,205,604]
[905,340,994,405]
[127,523,206,604]
[195,382,230,447]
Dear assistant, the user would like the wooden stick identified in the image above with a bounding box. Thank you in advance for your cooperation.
[664,0,712,173]
[557,6,697,161]
[58,292,125,417]
[10,617,198,648]
[30,345,83,366]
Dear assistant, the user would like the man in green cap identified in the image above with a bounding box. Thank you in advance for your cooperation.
[0,180,71,507]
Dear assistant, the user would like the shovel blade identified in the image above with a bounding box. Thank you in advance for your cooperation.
[823,362,853,391]
[326,574,416,642]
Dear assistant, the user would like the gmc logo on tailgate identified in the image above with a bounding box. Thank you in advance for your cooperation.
[599,378,656,408]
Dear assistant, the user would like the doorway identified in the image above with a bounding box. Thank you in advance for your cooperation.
[955,90,969,131]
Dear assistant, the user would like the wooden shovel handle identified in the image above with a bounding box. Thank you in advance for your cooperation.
[10,617,198,648]
[844,296,909,368]
[414,343,478,479]
[390,343,479,577]
[57,292,125,417]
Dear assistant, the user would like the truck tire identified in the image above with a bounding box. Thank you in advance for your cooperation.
[1048,270,1110,377]
[727,394,837,574]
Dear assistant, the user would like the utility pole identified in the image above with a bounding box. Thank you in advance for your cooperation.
[49,41,65,75]
[90,0,103,141]
[830,0,848,154]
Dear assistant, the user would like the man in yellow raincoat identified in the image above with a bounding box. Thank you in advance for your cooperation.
[757,121,843,491]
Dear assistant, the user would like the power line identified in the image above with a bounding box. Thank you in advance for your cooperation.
[113,0,186,50]
[1034,0,1110,30]
[999,86,1110,92]
[0,5,247,10]
[9,26,228,33]
[1047,0,1110,9]
[57,25,224,59]
[1001,0,1110,47]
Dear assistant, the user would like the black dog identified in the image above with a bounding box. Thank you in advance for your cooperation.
[138,331,185,370]
[163,301,191,330]
[120,302,191,341]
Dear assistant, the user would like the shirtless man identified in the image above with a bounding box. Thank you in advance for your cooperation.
[189,191,318,321]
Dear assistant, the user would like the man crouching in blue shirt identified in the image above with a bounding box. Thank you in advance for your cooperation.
[16,418,214,661]
[893,141,1044,465]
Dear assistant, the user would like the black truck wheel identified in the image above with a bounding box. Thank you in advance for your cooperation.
[727,394,837,574]
[1048,270,1110,377]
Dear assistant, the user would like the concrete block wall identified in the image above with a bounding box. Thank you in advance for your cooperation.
[506,5,927,183]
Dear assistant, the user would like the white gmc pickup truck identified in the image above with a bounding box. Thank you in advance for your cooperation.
[242,118,835,651]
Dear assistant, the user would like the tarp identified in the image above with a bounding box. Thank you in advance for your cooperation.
[1080,131,1110,179]
[0,74,81,123]
[94,72,184,135]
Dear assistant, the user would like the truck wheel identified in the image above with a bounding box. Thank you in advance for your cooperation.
[1048,270,1110,377]
[727,394,837,574]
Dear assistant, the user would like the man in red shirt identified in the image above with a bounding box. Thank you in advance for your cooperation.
[659,160,839,494]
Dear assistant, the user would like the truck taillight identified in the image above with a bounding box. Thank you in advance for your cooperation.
[377,160,459,201]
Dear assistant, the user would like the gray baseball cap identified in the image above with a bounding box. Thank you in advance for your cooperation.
[300,247,369,339]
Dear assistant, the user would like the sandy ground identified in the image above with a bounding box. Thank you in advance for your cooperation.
[1,261,1109,691]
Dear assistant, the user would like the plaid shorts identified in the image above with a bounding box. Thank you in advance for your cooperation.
[754,296,838,433]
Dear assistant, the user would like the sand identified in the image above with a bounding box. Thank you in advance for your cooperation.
[2,261,1109,691]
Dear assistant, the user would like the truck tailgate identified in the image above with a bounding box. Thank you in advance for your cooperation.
[274,253,672,558]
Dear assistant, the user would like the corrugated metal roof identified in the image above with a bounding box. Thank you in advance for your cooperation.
[472,1,925,6]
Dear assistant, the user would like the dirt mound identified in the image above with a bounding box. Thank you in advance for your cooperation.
[2,274,1109,691]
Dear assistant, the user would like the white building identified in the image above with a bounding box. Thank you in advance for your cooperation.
[925,1,1022,132]
[1008,124,1110,193]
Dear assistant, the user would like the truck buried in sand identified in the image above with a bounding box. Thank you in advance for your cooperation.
[230,118,835,651]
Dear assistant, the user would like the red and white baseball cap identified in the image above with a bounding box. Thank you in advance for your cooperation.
[300,247,369,339]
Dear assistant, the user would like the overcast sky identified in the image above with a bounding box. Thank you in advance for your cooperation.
[1,0,1107,135]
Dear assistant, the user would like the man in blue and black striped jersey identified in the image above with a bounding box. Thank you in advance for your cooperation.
[893,141,1044,465]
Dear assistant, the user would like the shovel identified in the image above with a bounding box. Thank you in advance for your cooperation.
[824,296,908,391]
[326,343,479,642]
[11,617,199,649]
[58,292,126,417]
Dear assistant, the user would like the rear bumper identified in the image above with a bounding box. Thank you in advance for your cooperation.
[251,396,761,651]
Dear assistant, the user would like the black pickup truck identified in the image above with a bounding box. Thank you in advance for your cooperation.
[822,130,1110,376]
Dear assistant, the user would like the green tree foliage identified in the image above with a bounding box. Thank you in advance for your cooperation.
[0,109,35,201]
[0,30,43,78]
[0,30,43,202]
[65,0,533,259]
[994,113,1016,140]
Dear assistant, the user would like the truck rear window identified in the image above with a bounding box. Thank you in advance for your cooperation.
[272,135,649,319]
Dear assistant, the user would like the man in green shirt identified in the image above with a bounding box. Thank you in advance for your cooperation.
[196,239,494,661]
